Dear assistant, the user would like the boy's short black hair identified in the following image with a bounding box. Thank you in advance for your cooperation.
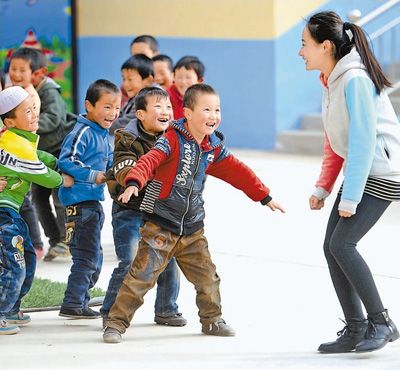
[0,108,17,122]
[135,86,169,111]
[10,47,47,72]
[173,56,205,80]
[130,35,159,54]
[85,79,120,106]
[183,83,217,110]
[121,54,154,79]
[0,68,5,90]
[152,54,173,72]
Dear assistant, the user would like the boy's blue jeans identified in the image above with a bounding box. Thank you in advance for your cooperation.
[62,201,104,309]
[0,208,36,319]
[101,202,180,317]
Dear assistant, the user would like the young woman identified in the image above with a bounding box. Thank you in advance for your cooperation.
[299,11,400,353]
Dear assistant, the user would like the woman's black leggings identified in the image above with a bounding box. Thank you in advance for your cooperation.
[323,193,390,322]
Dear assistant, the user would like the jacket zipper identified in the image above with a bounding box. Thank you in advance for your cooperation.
[179,147,202,235]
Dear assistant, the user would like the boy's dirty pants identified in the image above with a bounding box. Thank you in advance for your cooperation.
[106,221,222,333]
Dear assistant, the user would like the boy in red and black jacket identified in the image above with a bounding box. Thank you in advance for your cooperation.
[103,84,284,343]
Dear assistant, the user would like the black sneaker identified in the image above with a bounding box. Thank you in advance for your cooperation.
[59,307,101,319]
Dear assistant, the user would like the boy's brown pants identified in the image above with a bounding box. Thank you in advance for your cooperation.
[106,221,222,333]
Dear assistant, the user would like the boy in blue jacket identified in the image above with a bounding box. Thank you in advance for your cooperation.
[58,79,121,319]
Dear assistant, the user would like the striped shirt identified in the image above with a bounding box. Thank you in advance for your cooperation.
[339,176,400,202]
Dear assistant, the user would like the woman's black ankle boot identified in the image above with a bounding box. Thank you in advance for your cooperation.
[355,309,399,353]
[318,319,368,353]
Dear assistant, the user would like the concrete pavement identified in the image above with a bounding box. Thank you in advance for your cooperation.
[1,151,400,370]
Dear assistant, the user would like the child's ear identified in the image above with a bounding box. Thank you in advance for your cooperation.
[3,117,15,128]
[84,99,93,112]
[135,109,144,121]
[183,107,192,120]
[198,77,204,83]
[32,67,46,79]
[147,75,154,85]
[40,66,47,76]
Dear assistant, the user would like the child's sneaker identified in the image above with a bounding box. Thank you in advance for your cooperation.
[103,327,122,343]
[44,242,70,261]
[154,313,187,327]
[201,319,236,337]
[59,306,101,319]
[0,319,20,335]
[5,311,31,325]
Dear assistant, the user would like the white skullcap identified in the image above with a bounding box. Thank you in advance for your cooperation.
[0,86,29,115]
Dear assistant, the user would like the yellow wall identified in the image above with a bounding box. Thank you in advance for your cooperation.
[274,0,325,36]
[78,0,326,39]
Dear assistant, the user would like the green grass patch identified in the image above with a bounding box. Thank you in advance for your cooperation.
[21,277,105,309]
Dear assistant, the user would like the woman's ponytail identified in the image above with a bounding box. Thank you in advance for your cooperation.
[348,22,392,94]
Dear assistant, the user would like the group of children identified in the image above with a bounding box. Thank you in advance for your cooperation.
[1,11,400,354]
[0,33,283,340]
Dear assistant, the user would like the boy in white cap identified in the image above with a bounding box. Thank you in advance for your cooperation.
[0,86,72,335]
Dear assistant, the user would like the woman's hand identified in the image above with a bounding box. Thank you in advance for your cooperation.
[339,210,353,218]
[309,195,324,210]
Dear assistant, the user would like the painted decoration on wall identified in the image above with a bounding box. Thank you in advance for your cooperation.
[0,0,73,110]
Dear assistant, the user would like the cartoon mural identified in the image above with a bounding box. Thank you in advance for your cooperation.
[0,0,74,111]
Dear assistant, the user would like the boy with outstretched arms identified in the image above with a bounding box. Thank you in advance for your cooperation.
[103,84,284,343]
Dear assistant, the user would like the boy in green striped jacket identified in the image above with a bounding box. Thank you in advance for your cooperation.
[0,86,72,335]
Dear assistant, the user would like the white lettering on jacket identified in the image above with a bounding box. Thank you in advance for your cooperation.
[175,143,193,186]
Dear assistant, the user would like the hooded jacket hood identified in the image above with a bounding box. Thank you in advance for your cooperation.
[328,48,366,85]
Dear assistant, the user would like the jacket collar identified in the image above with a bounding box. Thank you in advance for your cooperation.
[170,118,225,151]
[5,127,39,143]
[121,118,163,141]
[77,114,109,135]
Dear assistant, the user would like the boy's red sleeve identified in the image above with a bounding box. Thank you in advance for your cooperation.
[206,153,270,202]
[124,148,167,189]
[315,134,344,193]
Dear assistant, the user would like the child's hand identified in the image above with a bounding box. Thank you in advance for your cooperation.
[62,173,74,188]
[118,186,139,204]
[266,200,285,213]
[309,195,324,210]
[0,176,7,192]
[95,172,107,185]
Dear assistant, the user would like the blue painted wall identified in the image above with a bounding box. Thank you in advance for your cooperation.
[78,37,276,149]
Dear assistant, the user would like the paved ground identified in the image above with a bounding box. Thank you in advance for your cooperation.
[1,151,400,370]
